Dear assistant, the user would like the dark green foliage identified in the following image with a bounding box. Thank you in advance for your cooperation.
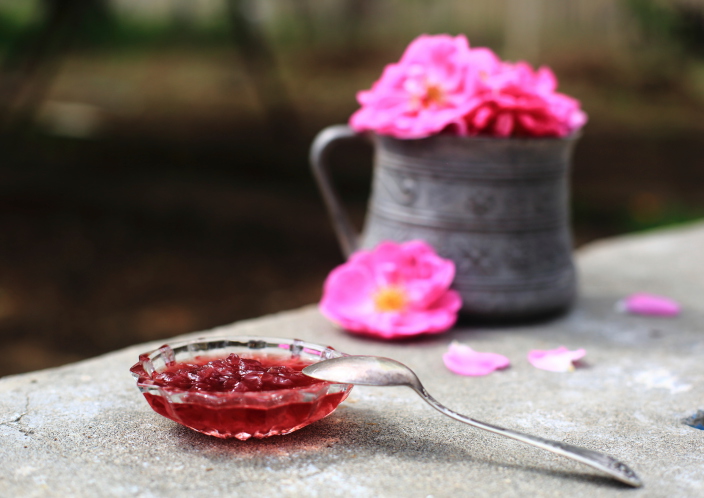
[627,0,704,57]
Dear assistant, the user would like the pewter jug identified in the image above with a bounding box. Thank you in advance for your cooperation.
[310,124,579,319]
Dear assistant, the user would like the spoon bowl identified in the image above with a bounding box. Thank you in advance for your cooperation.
[303,355,642,488]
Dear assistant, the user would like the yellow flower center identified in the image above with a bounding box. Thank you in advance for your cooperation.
[373,287,408,312]
[421,83,445,108]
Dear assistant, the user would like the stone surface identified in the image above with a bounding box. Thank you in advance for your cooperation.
[1,221,704,497]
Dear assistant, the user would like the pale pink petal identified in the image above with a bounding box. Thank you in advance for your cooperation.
[618,293,681,317]
[443,342,510,376]
[464,47,501,79]
[535,66,558,93]
[527,347,586,372]
[319,265,376,328]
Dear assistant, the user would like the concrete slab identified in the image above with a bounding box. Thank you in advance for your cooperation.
[2,221,704,497]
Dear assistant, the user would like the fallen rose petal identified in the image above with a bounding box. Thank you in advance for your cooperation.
[527,346,586,372]
[443,341,510,376]
[618,293,680,317]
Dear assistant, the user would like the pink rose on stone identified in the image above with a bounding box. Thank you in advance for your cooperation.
[319,240,462,339]
[350,34,586,139]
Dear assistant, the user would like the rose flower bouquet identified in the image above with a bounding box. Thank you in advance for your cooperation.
[350,34,586,139]
[318,34,586,340]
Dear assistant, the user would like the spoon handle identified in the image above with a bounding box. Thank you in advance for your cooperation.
[416,388,642,488]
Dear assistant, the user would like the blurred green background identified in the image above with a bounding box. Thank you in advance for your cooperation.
[0,0,703,376]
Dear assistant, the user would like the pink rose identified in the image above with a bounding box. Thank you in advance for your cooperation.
[350,34,479,139]
[464,61,587,137]
[319,240,462,339]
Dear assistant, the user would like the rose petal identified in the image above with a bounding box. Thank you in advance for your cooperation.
[527,346,586,372]
[618,293,680,317]
[443,341,510,376]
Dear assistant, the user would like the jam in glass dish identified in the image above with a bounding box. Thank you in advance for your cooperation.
[130,337,353,440]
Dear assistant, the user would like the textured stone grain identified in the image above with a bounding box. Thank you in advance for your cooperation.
[1,221,704,497]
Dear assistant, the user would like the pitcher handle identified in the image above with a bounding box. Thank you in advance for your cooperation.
[310,124,366,258]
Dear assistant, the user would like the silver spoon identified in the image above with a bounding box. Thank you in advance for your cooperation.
[303,355,642,488]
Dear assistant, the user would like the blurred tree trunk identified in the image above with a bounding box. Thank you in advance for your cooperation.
[0,0,111,132]
[340,0,373,51]
[226,0,301,141]
[290,0,317,45]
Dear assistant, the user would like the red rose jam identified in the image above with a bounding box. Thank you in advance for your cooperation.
[150,353,321,392]
[131,352,350,439]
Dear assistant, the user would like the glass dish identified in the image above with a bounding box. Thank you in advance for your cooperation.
[130,337,353,440]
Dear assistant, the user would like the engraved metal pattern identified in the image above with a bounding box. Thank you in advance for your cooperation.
[379,170,419,206]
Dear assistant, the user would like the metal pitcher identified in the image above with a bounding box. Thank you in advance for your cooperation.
[310,124,579,319]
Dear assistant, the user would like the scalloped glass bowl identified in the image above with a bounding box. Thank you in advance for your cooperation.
[130,337,353,440]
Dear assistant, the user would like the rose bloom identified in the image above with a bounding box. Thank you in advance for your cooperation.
[319,240,462,339]
[463,61,587,137]
[350,34,480,139]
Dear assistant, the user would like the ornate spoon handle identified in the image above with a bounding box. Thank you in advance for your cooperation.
[416,387,642,487]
